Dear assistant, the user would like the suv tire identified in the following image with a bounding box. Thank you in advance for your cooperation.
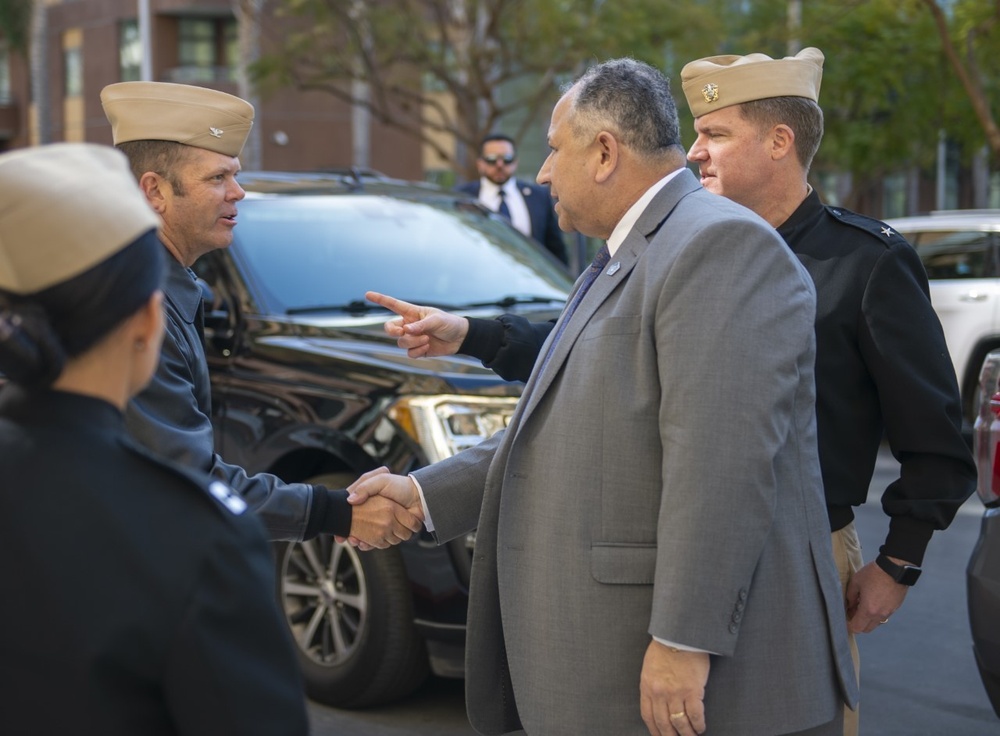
[274,473,429,708]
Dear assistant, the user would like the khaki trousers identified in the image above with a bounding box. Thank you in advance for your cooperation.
[830,522,863,736]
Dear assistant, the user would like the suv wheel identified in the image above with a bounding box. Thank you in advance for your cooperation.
[274,472,429,708]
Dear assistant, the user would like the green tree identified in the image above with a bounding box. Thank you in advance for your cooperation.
[253,0,715,177]
[0,0,32,54]
[919,0,1000,164]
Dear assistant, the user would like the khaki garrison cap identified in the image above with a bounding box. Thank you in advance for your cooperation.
[680,47,824,118]
[101,81,254,157]
[0,143,161,294]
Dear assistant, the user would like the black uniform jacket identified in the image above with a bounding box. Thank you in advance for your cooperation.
[0,386,308,735]
[462,191,975,564]
[125,252,349,541]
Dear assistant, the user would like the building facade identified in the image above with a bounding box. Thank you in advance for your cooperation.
[0,0,423,179]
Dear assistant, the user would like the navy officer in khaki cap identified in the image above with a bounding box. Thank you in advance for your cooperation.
[0,142,309,734]
[681,48,974,735]
[100,81,421,546]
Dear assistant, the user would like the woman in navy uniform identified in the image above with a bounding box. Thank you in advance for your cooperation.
[0,144,308,735]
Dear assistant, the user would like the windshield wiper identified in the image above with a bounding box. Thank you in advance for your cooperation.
[460,295,566,309]
[286,300,380,316]
[287,295,565,316]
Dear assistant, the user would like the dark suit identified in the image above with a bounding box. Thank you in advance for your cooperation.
[0,386,308,735]
[457,178,568,264]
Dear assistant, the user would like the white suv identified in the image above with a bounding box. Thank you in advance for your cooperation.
[885,210,1000,428]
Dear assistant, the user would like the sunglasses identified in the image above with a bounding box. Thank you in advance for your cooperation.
[481,154,516,165]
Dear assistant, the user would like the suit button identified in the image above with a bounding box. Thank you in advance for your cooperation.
[729,623,739,634]
[738,589,748,601]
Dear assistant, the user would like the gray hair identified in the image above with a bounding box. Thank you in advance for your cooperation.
[738,97,824,172]
[567,58,683,159]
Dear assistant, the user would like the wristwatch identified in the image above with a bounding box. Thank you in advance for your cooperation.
[875,553,922,586]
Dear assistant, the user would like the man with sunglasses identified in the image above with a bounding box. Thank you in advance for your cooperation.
[458,133,568,265]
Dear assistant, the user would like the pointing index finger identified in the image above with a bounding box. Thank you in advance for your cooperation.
[365,291,419,320]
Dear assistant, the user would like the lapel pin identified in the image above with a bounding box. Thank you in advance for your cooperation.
[607,262,621,276]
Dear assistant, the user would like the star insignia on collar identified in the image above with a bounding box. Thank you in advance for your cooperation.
[209,127,224,138]
[881,226,894,238]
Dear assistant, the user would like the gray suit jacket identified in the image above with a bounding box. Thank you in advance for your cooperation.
[414,169,858,736]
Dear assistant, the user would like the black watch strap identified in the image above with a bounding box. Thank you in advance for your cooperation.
[875,553,922,586]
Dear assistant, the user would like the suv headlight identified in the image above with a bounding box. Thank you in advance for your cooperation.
[389,395,518,463]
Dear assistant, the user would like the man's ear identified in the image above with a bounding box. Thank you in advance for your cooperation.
[138,172,168,214]
[594,131,619,184]
[770,124,796,162]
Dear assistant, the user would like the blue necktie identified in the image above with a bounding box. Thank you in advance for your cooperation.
[539,244,611,373]
[497,190,512,221]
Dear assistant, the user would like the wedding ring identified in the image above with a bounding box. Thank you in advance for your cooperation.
[670,712,686,719]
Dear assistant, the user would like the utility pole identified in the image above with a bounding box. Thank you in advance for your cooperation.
[138,0,151,81]
[787,0,802,55]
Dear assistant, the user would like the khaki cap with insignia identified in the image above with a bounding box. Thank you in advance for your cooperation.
[680,47,824,118]
[101,81,254,157]
[0,143,161,294]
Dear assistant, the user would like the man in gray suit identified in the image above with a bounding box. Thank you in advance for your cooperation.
[351,58,857,735]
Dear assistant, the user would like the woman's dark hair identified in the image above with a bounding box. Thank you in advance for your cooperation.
[0,228,164,388]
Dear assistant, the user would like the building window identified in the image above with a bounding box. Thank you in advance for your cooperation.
[64,45,83,97]
[120,19,142,82]
[0,42,10,105]
[175,17,237,83]
[225,19,239,70]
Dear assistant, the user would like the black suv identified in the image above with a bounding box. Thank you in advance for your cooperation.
[192,170,572,708]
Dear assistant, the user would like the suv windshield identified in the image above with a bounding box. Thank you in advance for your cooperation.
[232,194,573,314]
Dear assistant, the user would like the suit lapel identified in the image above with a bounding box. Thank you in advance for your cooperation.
[512,169,700,428]
[514,169,701,431]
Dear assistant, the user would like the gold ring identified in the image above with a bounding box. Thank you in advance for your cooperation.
[670,712,686,719]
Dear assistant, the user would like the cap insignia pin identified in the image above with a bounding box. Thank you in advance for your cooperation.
[209,127,224,138]
[702,83,719,104]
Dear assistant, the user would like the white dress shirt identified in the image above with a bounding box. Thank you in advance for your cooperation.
[479,178,532,238]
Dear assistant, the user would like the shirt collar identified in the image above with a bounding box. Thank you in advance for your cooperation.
[481,178,517,198]
[163,249,204,325]
[606,167,684,256]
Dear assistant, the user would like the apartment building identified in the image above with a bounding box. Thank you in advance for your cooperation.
[0,0,423,178]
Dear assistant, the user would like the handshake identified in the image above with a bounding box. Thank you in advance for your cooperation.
[337,468,426,550]
[333,291,466,550]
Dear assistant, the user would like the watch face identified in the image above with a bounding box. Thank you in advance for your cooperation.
[898,565,922,586]
[876,554,922,585]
